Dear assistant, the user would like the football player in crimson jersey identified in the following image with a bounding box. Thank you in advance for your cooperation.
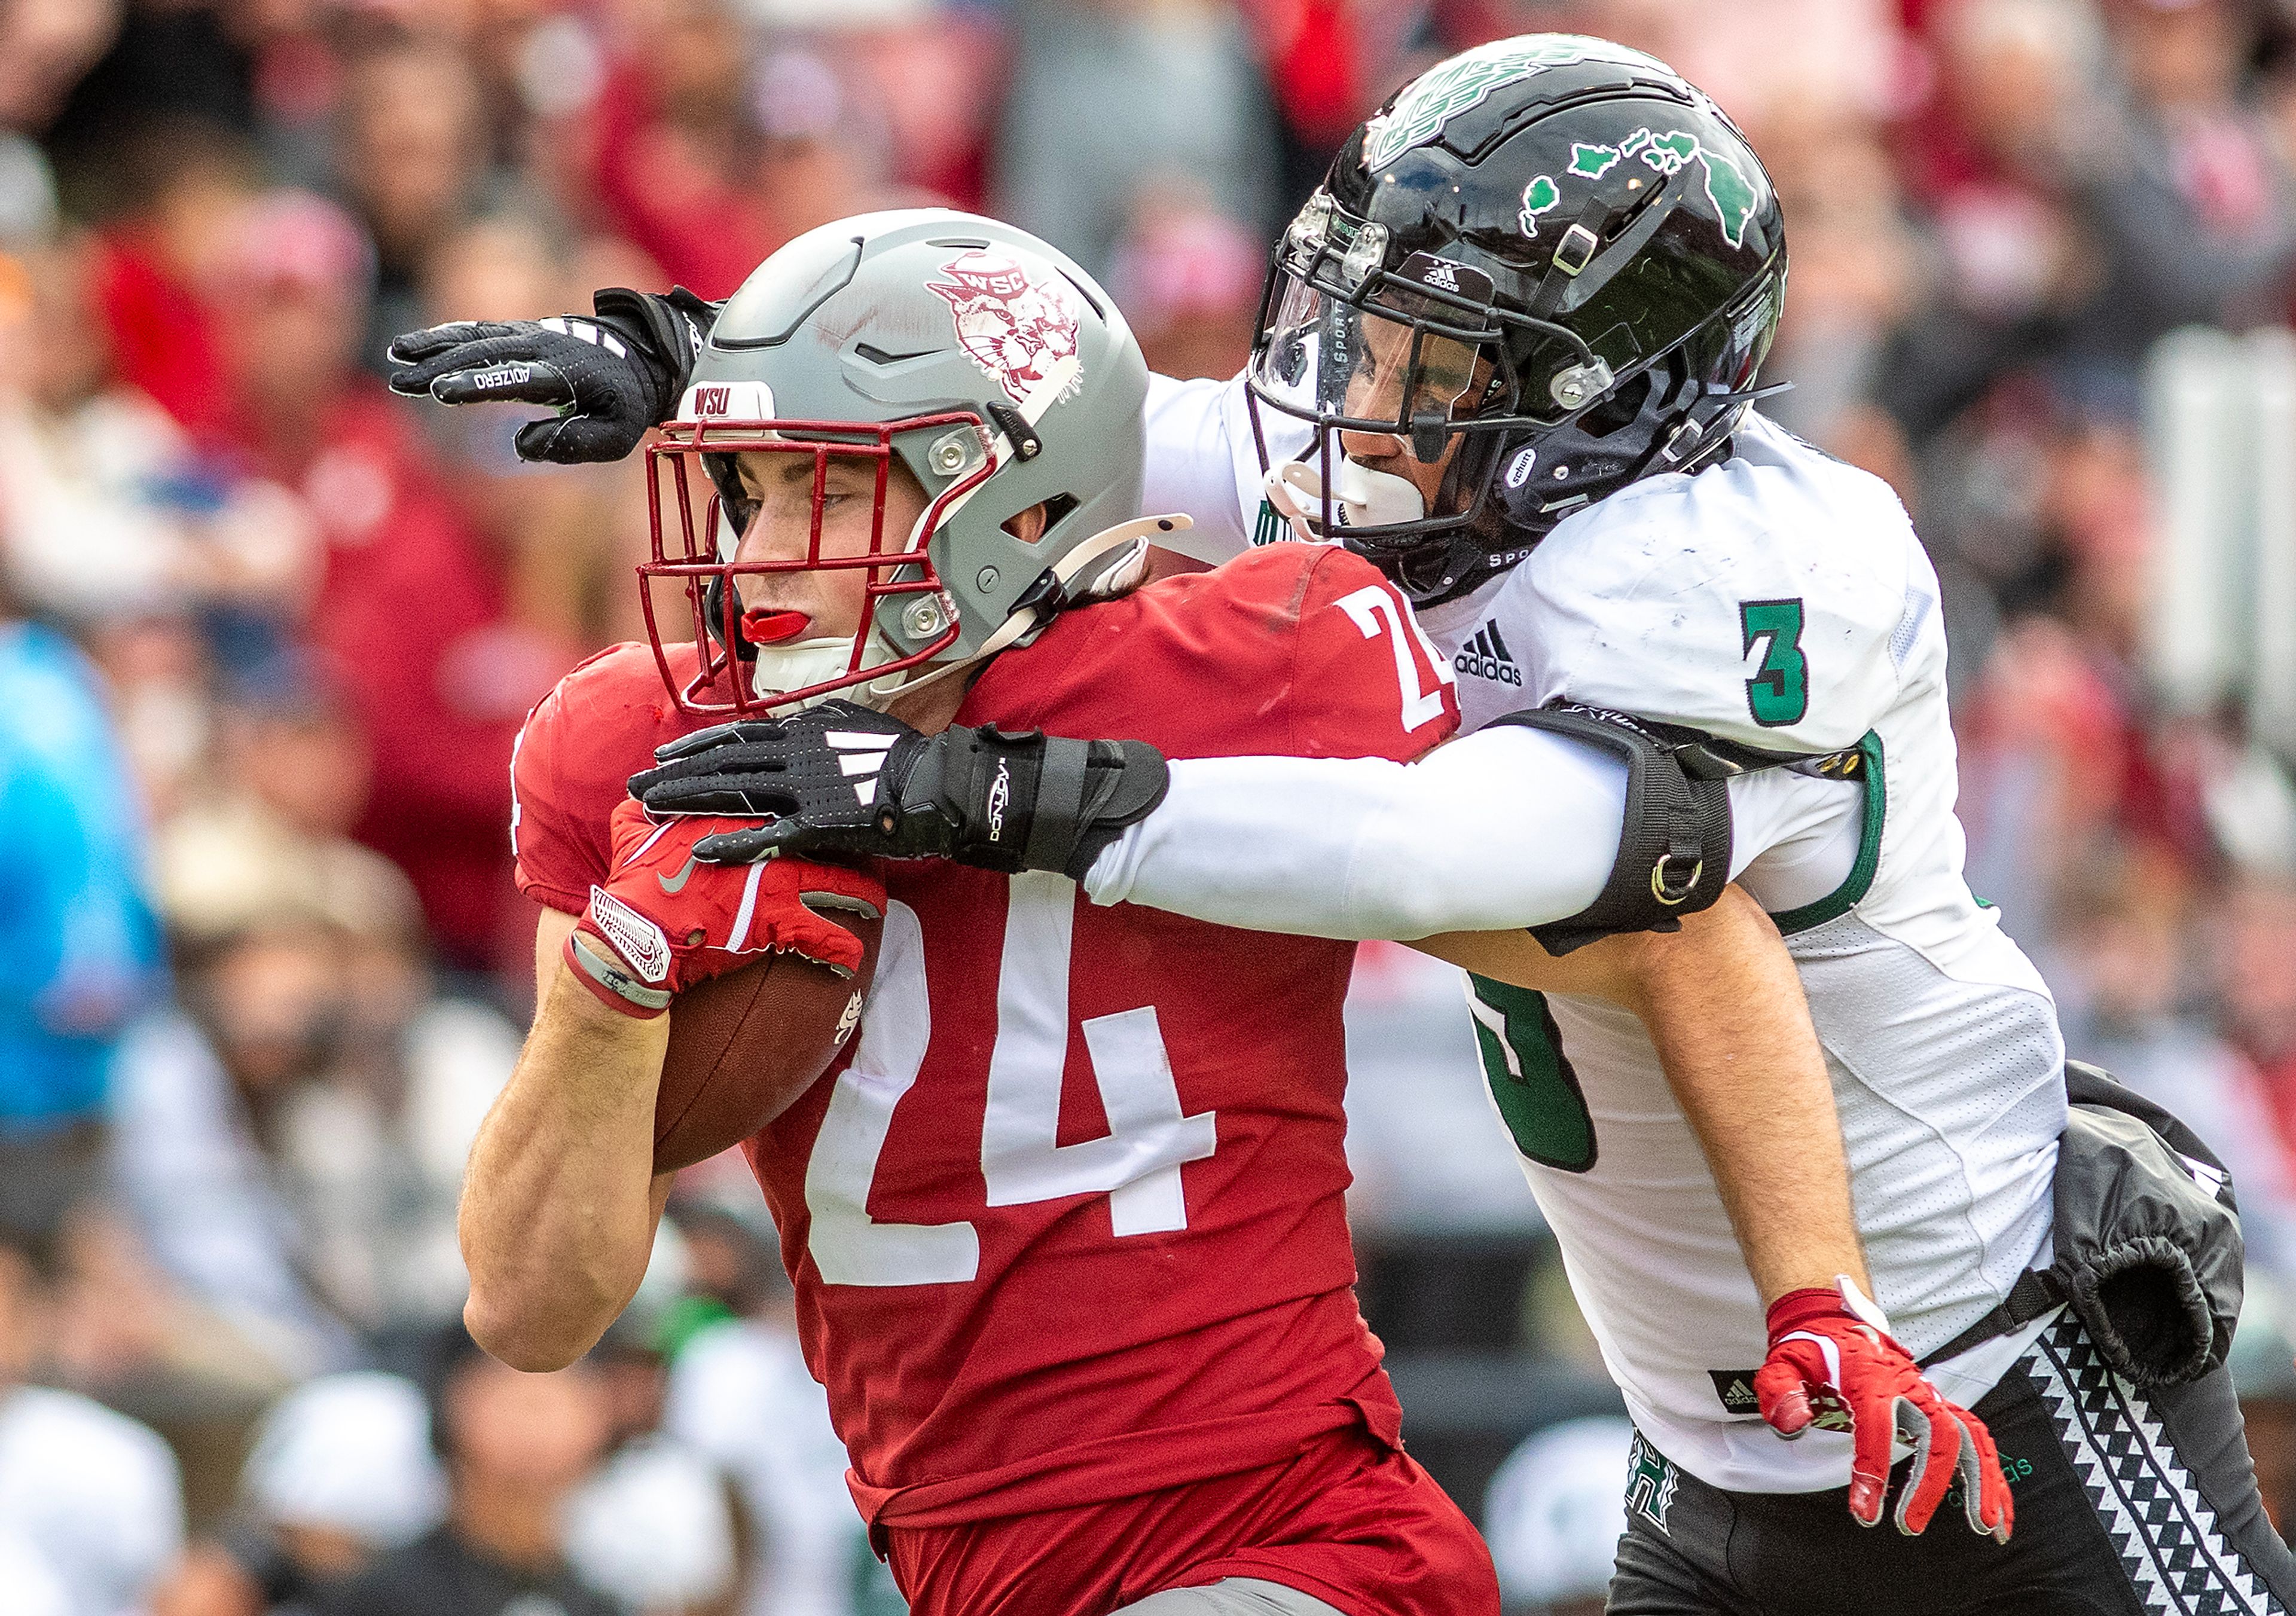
[453,211,1887,1616]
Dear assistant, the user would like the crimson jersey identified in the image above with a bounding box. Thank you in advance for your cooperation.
[511,543,1458,1535]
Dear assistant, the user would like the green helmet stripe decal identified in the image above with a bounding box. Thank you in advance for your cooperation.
[1360,35,1673,171]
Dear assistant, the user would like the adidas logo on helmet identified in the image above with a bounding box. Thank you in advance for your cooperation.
[1454,620,1522,686]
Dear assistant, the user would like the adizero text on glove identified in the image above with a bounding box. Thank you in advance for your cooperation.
[387,286,715,464]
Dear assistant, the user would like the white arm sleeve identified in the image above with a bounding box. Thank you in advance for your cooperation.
[1082,722,1874,943]
[1140,371,1269,561]
[1082,725,1630,939]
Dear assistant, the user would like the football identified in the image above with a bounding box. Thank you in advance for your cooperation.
[654,911,883,1172]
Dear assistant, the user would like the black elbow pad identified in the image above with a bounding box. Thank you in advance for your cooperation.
[1487,704,1733,955]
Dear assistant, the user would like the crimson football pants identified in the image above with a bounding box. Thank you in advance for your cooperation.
[881,1425,1500,1616]
[1607,1313,2296,1615]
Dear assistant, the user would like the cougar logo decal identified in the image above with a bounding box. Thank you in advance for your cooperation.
[929,251,1083,405]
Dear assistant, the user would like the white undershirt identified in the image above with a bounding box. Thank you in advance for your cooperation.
[1140,372,1272,557]
[1084,724,1864,940]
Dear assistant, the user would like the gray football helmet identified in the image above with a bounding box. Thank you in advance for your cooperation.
[640,209,1162,714]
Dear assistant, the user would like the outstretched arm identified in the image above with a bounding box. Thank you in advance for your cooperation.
[633,706,1642,928]
[1420,887,1866,1304]
[1083,725,1628,938]
[388,287,716,463]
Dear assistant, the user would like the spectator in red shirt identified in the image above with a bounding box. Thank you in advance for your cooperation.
[334,38,498,377]
[208,191,563,973]
[86,121,258,441]
[579,0,772,298]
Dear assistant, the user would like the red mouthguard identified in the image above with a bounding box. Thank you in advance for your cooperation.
[740,609,812,646]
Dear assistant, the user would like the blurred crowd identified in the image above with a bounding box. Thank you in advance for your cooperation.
[3,0,2296,1612]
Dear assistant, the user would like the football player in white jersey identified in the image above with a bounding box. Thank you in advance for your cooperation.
[393,36,2286,1612]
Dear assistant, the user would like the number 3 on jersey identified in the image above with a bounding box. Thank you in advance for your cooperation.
[1740,597,1808,728]
[805,875,1220,1287]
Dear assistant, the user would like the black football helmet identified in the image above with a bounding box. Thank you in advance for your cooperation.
[1247,35,1790,606]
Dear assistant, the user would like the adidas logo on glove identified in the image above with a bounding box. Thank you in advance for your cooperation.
[830,728,899,807]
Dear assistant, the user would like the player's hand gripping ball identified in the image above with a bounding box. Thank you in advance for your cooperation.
[570,799,883,1006]
[569,800,886,1171]
[1755,1276,2014,1542]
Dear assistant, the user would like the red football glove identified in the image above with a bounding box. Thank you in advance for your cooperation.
[566,799,884,1018]
[1754,1276,2013,1542]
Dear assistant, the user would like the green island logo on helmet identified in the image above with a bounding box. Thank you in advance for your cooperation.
[1360,35,1672,171]
[1518,126,1766,248]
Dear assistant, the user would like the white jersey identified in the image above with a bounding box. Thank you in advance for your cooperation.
[1130,377,2068,1493]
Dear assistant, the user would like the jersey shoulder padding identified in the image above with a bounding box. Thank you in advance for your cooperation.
[1505,413,1937,754]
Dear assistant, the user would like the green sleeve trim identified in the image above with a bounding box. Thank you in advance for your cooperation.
[1767,729,1885,936]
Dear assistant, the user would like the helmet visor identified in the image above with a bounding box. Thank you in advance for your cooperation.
[1249,266,1492,445]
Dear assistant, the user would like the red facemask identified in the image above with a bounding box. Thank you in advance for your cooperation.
[639,410,993,717]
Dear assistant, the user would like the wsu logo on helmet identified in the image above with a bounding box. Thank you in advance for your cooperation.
[929,251,1083,405]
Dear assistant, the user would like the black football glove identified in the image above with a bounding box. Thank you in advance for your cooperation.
[628,701,1170,881]
[386,286,717,464]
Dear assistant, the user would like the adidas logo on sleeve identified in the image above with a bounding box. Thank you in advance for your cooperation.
[1454,620,1523,686]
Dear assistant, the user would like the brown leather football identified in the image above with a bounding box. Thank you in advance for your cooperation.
[654,911,882,1172]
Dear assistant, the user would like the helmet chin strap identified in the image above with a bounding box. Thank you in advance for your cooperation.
[749,635,890,706]
[1263,456,1427,542]
[852,513,1192,710]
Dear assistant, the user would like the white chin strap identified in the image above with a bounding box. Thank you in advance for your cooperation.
[1263,456,1426,543]
[748,511,1196,711]
[851,512,1190,710]
[749,635,894,708]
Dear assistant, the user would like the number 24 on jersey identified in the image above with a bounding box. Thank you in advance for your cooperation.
[804,873,1219,1287]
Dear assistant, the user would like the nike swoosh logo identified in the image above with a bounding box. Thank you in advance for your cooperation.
[658,854,700,894]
